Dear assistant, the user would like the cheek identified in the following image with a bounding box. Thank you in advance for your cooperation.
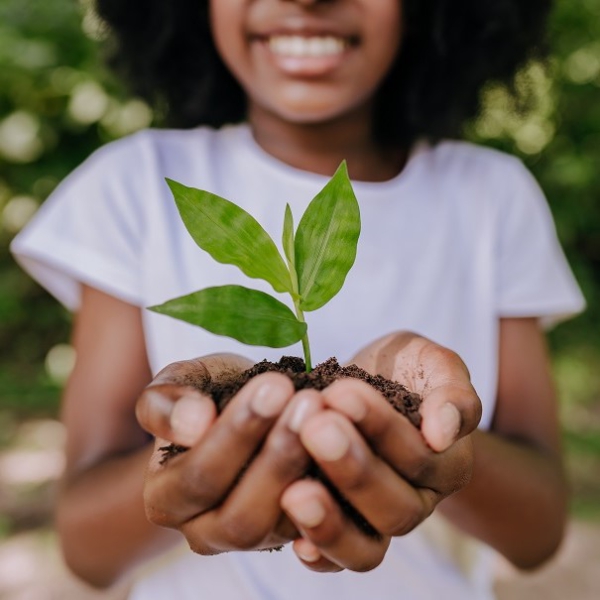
[209,1,247,74]
[366,2,403,73]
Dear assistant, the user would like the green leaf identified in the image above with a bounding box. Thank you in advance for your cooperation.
[148,285,306,348]
[166,179,293,294]
[283,203,295,269]
[295,161,361,311]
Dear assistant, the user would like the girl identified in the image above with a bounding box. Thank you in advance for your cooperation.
[11,0,585,598]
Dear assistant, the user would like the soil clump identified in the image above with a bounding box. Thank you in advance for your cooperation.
[214,356,421,425]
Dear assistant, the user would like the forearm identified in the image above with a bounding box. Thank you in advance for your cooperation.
[438,429,568,570]
[56,443,181,588]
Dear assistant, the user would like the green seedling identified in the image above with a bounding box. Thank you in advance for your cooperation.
[149,162,360,372]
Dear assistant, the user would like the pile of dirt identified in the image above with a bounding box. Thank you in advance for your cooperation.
[210,356,422,426]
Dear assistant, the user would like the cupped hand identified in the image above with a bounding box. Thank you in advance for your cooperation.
[281,332,481,572]
[351,331,482,452]
[136,354,323,554]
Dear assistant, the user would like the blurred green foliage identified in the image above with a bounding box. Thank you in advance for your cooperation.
[465,3,600,501]
[0,0,599,510]
[0,0,151,416]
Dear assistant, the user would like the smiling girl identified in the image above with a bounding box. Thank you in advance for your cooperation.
[11,1,585,599]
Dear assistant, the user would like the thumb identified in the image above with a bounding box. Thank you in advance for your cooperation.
[136,384,217,447]
[420,384,481,452]
[137,353,252,447]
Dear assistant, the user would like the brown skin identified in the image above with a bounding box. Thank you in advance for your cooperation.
[248,103,408,182]
[210,0,406,181]
[55,0,567,585]
[438,318,567,569]
[58,288,565,583]
[56,287,177,587]
[277,323,566,572]
[138,333,480,573]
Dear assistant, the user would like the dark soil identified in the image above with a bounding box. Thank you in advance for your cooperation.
[214,356,421,425]
[160,356,422,539]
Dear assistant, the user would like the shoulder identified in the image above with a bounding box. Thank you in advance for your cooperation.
[62,125,245,202]
[422,139,527,182]
[417,140,543,212]
[85,125,225,168]
[99,125,248,183]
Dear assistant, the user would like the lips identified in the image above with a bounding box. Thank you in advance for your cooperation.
[253,30,357,78]
[267,35,348,58]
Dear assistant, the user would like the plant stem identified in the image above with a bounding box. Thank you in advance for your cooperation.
[301,334,313,373]
[293,301,312,372]
[284,221,312,372]
[288,272,312,372]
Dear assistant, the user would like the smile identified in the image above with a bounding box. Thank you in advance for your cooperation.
[267,35,348,58]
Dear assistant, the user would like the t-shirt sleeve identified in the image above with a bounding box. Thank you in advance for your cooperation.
[495,158,586,327]
[10,134,147,311]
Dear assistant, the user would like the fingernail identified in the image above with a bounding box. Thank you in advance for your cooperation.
[304,423,350,462]
[439,403,461,448]
[289,499,326,528]
[296,543,321,563]
[288,398,313,433]
[145,390,173,417]
[170,395,211,445]
[251,383,288,418]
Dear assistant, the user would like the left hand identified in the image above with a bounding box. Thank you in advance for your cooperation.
[137,354,312,552]
[280,331,482,572]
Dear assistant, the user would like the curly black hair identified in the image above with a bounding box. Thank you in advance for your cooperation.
[94,0,552,147]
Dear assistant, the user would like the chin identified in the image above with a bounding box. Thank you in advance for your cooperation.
[276,108,344,125]
[265,94,361,125]
[263,86,361,125]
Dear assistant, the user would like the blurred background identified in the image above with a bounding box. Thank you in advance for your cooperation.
[0,0,599,598]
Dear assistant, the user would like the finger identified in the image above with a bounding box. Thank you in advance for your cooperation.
[420,381,481,452]
[137,353,254,446]
[184,391,323,552]
[144,372,294,527]
[281,479,390,572]
[399,341,481,451]
[322,379,471,493]
[300,410,438,536]
[137,385,217,447]
[352,332,482,451]
[274,512,300,543]
[152,354,254,390]
[292,539,343,573]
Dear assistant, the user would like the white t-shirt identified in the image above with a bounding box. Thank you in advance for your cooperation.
[11,124,585,599]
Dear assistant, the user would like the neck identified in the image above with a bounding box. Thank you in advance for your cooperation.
[247,104,406,182]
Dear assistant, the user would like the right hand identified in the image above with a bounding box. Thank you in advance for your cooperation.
[280,332,480,572]
[135,355,323,554]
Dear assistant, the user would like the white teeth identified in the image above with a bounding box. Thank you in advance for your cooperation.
[268,36,346,58]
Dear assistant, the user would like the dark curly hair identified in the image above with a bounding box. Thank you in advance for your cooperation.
[94,0,552,147]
